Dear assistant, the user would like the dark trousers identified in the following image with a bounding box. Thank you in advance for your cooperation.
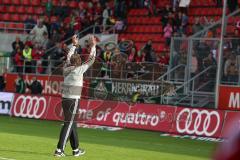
[57,98,79,150]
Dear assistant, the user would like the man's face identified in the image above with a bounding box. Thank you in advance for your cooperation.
[16,37,20,42]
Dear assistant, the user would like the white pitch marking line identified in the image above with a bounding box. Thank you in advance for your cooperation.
[0,157,16,160]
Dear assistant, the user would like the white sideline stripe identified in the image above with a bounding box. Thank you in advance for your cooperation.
[0,157,16,160]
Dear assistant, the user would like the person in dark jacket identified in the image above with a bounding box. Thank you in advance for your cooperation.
[27,77,43,95]
[227,0,238,13]
[0,75,6,92]
[15,74,26,94]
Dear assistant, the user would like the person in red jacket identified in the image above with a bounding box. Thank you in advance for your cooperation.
[14,48,24,73]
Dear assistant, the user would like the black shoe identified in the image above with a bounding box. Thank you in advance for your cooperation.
[72,148,85,157]
[54,149,65,157]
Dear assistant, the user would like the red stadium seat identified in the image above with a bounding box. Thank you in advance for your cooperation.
[12,0,20,5]
[17,6,25,14]
[11,14,20,21]
[2,0,12,5]
[52,0,59,6]
[2,13,11,21]
[0,23,5,29]
[31,0,41,6]
[7,23,17,30]
[8,6,16,13]
[26,7,34,14]
[19,14,28,22]
[0,6,7,13]
[35,7,44,15]
[22,0,30,5]
[69,1,78,8]
[15,23,25,30]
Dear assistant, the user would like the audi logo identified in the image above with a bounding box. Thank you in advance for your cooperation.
[13,95,47,119]
[176,108,220,137]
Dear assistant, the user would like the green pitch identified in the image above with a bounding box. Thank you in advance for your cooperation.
[0,116,217,160]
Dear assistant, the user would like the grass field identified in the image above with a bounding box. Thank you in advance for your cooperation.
[0,116,217,160]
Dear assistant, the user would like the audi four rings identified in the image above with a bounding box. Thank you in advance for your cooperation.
[176,108,220,137]
[13,95,47,119]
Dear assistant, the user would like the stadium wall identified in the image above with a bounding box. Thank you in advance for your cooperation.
[1,91,240,139]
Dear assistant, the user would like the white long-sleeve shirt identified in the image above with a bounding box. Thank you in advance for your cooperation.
[62,45,96,99]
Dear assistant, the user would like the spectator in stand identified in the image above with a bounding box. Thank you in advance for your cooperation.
[174,11,182,32]
[215,0,222,6]
[195,41,211,71]
[0,74,6,92]
[102,5,111,31]
[11,36,24,71]
[14,48,24,73]
[232,29,240,52]
[143,40,155,62]
[63,23,75,45]
[45,0,53,17]
[22,43,34,73]
[181,12,188,34]
[11,36,24,56]
[158,52,170,66]
[191,52,198,78]
[202,53,217,81]
[30,19,48,45]
[41,32,52,50]
[161,5,172,29]
[51,29,61,43]
[49,17,60,37]
[144,0,155,16]
[101,51,113,77]
[96,45,104,58]
[54,1,69,20]
[164,22,173,46]
[135,49,145,63]
[192,17,203,34]
[179,0,190,13]
[24,15,36,34]
[224,54,239,83]
[171,0,179,11]
[50,42,65,71]
[128,47,137,62]
[15,73,26,94]
[114,18,126,33]
[227,0,238,13]
[27,77,43,95]
[32,44,44,74]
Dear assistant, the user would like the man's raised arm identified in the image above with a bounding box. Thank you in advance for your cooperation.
[77,35,97,73]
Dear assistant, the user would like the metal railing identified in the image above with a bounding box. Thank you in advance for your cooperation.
[9,58,168,81]
[162,65,216,108]
[0,21,33,33]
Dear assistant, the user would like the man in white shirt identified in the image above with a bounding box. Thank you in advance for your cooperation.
[54,35,97,157]
[30,19,48,45]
